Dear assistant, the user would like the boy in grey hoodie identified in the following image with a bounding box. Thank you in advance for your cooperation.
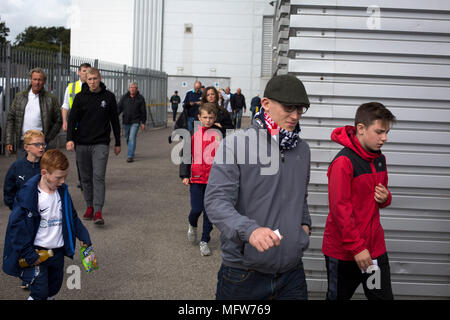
[205,75,312,300]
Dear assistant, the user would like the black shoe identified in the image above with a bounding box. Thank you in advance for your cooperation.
[127,158,134,163]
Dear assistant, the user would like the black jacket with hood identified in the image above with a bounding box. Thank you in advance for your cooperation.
[67,82,121,147]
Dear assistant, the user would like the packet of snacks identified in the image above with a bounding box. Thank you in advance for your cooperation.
[80,245,98,273]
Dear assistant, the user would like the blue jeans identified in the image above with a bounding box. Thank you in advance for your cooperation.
[187,116,195,134]
[189,183,213,243]
[123,123,140,158]
[216,264,308,300]
[233,108,243,129]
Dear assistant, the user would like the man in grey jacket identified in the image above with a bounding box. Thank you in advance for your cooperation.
[205,74,312,300]
[6,67,62,159]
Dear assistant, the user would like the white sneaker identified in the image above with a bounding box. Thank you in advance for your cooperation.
[187,225,197,243]
[200,241,211,256]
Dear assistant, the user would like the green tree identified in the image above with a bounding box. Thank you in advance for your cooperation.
[0,17,10,44]
[14,26,70,54]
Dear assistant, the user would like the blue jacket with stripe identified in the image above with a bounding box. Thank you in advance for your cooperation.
[2,174,91,277]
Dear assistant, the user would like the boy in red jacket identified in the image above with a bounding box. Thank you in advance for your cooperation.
[180,103,221,256]
[322,102,396,300]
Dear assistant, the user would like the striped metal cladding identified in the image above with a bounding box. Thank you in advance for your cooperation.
[274,0,450,299]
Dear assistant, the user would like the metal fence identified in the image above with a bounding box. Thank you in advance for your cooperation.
[0,43,168,154]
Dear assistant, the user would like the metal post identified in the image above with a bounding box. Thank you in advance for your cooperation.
[58,41,63,101]
[2,43,12,154]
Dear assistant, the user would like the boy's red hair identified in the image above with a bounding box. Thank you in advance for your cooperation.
[40,149,69,173]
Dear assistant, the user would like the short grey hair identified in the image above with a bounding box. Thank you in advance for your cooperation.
[129,82,138,88]
[29,67,47,82]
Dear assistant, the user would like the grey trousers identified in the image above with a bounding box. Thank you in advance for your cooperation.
[75,144,109,212]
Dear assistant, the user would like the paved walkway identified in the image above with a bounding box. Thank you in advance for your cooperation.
[0,117,251,300]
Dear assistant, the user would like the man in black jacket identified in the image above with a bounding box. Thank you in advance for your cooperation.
[66,67,121,226]
[118,82,147,163]
[230,88,246,129]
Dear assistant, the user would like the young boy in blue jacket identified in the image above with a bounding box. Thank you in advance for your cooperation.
[3,130,45,210]
[3,149,92,300]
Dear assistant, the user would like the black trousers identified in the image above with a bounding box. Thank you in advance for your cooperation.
[325,252,394,300]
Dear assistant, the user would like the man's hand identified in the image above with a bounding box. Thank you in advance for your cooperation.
[182,178,190,186]
[140,124,145,131]
[6,144,13,154]
[302,225,310,236]
[374,183,389,204]
[114,146,121,156]
[249,227,282,253]
[66,141,75,152]
[354,249,373,272]
[62,121,68,132]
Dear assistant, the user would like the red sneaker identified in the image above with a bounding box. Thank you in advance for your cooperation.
[83,207,94,220]
[93,211,105,225]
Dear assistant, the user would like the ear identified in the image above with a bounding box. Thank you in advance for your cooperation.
[356,123,366,135]
[41,169,47,177]
[261,98,270,112]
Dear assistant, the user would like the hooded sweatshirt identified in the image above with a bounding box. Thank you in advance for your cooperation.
[67,82,121,147]
[179,125,222,184]
[322,126,392,261]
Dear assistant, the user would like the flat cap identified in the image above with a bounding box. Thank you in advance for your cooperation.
[263,74,310,106]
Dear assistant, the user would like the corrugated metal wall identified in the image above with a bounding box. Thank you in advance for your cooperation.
[276,0,450,299]
[133,0,164,70]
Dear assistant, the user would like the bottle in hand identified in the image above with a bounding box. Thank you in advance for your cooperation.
[18,249,54,268]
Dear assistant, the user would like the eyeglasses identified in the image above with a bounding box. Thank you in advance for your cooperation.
[281,104,309,115]
[27,143,47,148]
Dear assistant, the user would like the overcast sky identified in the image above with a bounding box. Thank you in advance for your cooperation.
[1,0,72,42]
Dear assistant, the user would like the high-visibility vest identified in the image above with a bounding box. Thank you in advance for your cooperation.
[68,80,82,109]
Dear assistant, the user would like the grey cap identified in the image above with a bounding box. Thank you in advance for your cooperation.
[263,74,310,106]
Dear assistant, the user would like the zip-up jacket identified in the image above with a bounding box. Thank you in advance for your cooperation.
[6,85,62,146]
[180,125,222,184]
[204,120,311,275]
[231,93,246,111]
[67,82,121,147]
[322,125,391,261]
[3,156,41,210]
[183,90,202,118]
[118,91,147,125]
[2,174,91,278]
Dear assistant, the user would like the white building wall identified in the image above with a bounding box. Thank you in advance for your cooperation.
[70,0,134,65]
[70,0,276,109]
[163,0,275,109]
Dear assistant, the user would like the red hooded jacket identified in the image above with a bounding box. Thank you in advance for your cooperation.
[322,126,392,261]
[189,125,221,184]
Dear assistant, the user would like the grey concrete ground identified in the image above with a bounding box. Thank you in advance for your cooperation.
[0,116,252,300]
